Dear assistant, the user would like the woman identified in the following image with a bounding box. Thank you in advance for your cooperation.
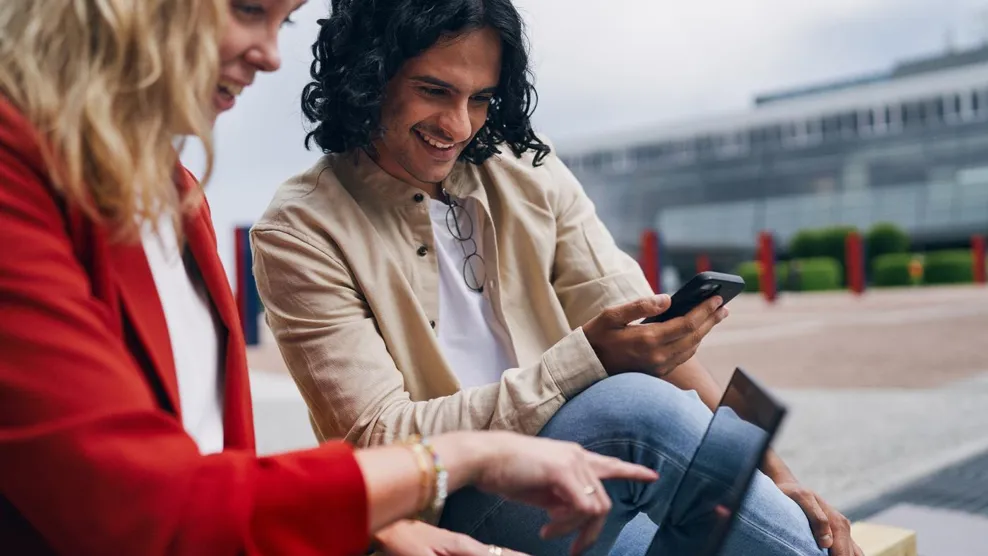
[0,1,657,555]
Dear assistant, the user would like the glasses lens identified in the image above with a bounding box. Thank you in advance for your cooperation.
[462,253,486,292]
[446,204,473,241]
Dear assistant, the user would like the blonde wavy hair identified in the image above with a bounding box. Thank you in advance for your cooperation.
[0,0,225,241]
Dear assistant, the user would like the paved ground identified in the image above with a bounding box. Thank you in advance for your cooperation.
[246,285,988,553]
[846,449,988,520]
[695,284,988,389]
[770,373,988,511]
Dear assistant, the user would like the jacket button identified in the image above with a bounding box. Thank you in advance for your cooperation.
[413,193,425,203]
[417,245,429,257]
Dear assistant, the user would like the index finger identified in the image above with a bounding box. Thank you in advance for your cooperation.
[585,452,659,483]
[659,295,724,342]
[818,498,853,556]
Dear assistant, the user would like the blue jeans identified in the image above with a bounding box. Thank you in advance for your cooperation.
[438,373,827,555]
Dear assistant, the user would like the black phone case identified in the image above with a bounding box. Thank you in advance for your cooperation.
[643,271,746,324]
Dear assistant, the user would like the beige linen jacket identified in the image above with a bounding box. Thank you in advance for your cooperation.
[251,144,654,448]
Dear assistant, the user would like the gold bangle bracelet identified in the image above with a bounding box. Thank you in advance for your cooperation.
[409,442,434,514]
[419,437,448,515]
[403,435,435,515]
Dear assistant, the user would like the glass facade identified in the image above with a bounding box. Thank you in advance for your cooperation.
[560,76,988,267]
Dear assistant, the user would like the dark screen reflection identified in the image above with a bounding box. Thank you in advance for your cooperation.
[647,371,785,556]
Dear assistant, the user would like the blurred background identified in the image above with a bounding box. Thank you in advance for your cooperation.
[182,1,988,554]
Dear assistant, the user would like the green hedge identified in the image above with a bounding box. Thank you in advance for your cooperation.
[866,222,910,271]
[872,253,917,287]
[735,261,788,292]
[790,226,856,270]
[788,257,843,291]
[789,230,825,260]
[819,227,856,274]
[924,250,974,284]
[735,261,762,293]
[735,258,841,292]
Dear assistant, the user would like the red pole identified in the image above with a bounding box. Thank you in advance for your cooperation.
[696,254,711,274]
[845,230,865,295]
[757,231,777,303]
[639,229,661,293]
[973,234,987,285]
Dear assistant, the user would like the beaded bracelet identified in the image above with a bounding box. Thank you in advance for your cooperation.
[402,435,448,518]
[419,437,448,514]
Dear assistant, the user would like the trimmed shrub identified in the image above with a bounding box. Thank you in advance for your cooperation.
[776,262,791,291]
[924,250,974,285]
[788,257,842,291]
[789,230,825,260]
[735,261,789,292]
[818,226,857,271]
[735,261,761,292]
[866,222,910,270]
[872,253,917,287]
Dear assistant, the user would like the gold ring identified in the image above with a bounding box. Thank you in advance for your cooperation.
[583,485,597,496]
[488,546,503,555]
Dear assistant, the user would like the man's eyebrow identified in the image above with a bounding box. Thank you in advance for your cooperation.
[410,75,497,95]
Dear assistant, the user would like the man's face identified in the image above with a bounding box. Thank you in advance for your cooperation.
[372,26,503,189]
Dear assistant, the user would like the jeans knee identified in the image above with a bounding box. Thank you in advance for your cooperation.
[562,373,713,449]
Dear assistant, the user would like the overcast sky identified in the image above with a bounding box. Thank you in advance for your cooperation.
[183,0,988,276]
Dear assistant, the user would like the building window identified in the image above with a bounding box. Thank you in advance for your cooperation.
[781,121,802,148]
[822,115,840,140]
[886,104,903,132]
[945,93,961,123]
[695,135,711,156]
[611,149,636,173]
[841,112,858,138]
[633,144,663,166]
[806,119,822,144]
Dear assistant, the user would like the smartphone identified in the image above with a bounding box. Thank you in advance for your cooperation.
[642,271,745,324]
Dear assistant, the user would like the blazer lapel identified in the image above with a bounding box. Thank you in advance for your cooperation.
[177,170,255,450]
[109,241,183,417]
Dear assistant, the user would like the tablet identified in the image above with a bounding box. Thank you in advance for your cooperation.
[645,368,788,556]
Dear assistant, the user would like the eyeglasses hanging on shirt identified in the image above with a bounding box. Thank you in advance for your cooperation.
[441,188,486,293]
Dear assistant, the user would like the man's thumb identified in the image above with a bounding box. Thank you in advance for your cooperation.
[605,295,670,326]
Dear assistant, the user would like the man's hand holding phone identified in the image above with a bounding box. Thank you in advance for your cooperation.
[582,293,728,378]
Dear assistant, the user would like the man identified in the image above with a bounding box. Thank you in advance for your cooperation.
[252,0,862,554]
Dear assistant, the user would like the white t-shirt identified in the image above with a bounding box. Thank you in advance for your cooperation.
[429,198,515,388]
[141,216,225,455]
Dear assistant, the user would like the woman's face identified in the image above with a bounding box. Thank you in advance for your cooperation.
[213,0,306,116]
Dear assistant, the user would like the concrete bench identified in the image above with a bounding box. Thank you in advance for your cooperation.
[851,522,917,556]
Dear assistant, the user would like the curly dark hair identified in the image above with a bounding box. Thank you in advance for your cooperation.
[301,0,551,166]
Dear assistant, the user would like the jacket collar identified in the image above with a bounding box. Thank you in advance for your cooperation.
[330,148,490,210]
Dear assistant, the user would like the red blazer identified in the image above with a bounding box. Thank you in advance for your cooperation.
[0,98,368,555]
